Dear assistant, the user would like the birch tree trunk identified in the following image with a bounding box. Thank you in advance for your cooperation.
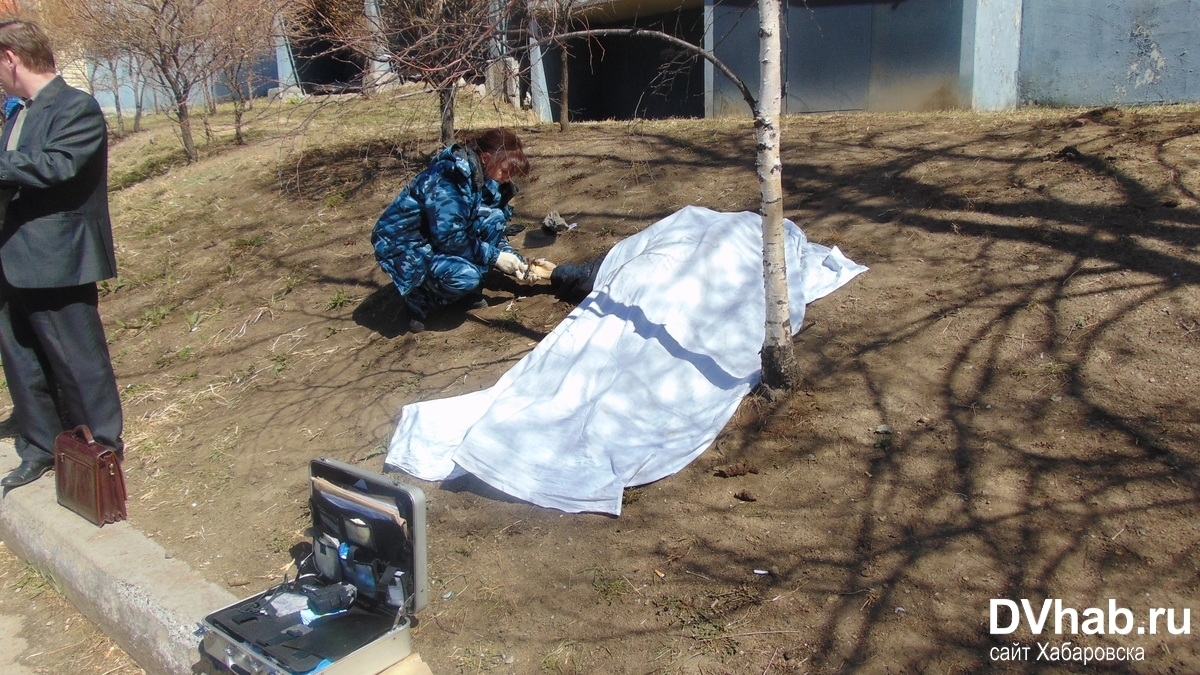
[439,85,456,146]
[530,23,793,386]
[106,59,125,137]
[129,55,146,132]
[756,0,798,390]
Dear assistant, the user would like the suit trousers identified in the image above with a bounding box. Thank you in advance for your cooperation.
[0,276,123,462]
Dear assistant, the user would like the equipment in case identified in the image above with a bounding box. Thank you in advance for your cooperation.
[199,458,427,674]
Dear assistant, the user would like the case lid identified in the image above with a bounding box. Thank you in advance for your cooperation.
[309,458,428,614]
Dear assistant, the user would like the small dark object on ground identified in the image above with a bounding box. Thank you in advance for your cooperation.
[734,490,757,502]
[1051,145,1082,161]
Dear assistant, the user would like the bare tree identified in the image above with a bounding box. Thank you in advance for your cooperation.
[37,0,123,132]
[554,0,573,132]
[46,0,287,162]
[384,0,519,143]
[302,0,519,144]
[557,35,569,131]
[540,12,798,388]
[212,0,282,144]
[98,56,127,136]
[754,0,795,390]
[47,0,202,160]
[125,52,152,132]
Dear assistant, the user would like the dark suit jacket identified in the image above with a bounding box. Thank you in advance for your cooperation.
[0,76,116,289]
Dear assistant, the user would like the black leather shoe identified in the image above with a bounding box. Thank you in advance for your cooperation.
[1,459,53,488]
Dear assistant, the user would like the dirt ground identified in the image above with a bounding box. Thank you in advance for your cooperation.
[2,94,1199,673]
[0,541,142,674]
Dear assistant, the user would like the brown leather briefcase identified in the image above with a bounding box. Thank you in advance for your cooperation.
[53,425,127,526]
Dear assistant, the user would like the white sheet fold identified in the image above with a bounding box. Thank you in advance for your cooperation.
[384,206,867,514]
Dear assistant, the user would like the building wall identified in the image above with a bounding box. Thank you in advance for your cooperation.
[89,54,282,114]
[546,9,707,121]
[59,61,92,94]
[706,0,1200,116]
[966,0,1022,110]
[1019,0,1200,106]
[274,19,299,92]
[707,0,758,117]
[709,0,968,118]
[867,0,965,111]
[786,2,873,113]
[88,60,156,113]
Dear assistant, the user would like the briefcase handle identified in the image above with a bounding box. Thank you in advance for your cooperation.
[69,425,98,446]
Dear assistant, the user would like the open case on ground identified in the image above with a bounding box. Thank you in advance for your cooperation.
[199,458,427,674]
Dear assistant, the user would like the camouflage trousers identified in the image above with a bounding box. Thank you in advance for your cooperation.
[404,254,486,319]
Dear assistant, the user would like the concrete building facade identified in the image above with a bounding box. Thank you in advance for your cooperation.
[32,0,1200,120]
[532,0,1200,121]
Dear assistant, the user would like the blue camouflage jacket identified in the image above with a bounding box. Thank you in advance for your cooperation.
[372,144,520,296]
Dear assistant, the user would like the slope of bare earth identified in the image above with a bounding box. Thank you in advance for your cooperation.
[3,93,1199,673]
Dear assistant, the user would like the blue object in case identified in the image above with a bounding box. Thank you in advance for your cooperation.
[199,458,427,674]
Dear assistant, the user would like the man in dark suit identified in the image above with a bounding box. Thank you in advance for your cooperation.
[0,20,123,488]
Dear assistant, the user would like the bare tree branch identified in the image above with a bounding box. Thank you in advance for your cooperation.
[43,0,288,161]
[534,27,758,114]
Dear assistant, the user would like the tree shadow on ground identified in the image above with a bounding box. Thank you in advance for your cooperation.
[534,111,1200,671]
[674,108,1200,671]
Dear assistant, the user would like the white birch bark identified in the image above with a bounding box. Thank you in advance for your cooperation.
[756,0,797,389]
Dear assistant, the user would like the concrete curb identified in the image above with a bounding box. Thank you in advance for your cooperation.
[0,441,239,675]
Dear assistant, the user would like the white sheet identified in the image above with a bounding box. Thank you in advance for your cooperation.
[384,206,867,515]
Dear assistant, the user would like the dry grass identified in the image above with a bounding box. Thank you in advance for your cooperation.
[0,543,144,674]
[81,89,1200,674]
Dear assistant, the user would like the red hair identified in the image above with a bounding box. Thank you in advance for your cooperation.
[467,129,530,178]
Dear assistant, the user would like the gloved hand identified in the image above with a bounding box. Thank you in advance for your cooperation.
[494,251,529,279]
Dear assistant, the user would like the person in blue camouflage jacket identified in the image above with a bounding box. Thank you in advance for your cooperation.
[373,128,531,332]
